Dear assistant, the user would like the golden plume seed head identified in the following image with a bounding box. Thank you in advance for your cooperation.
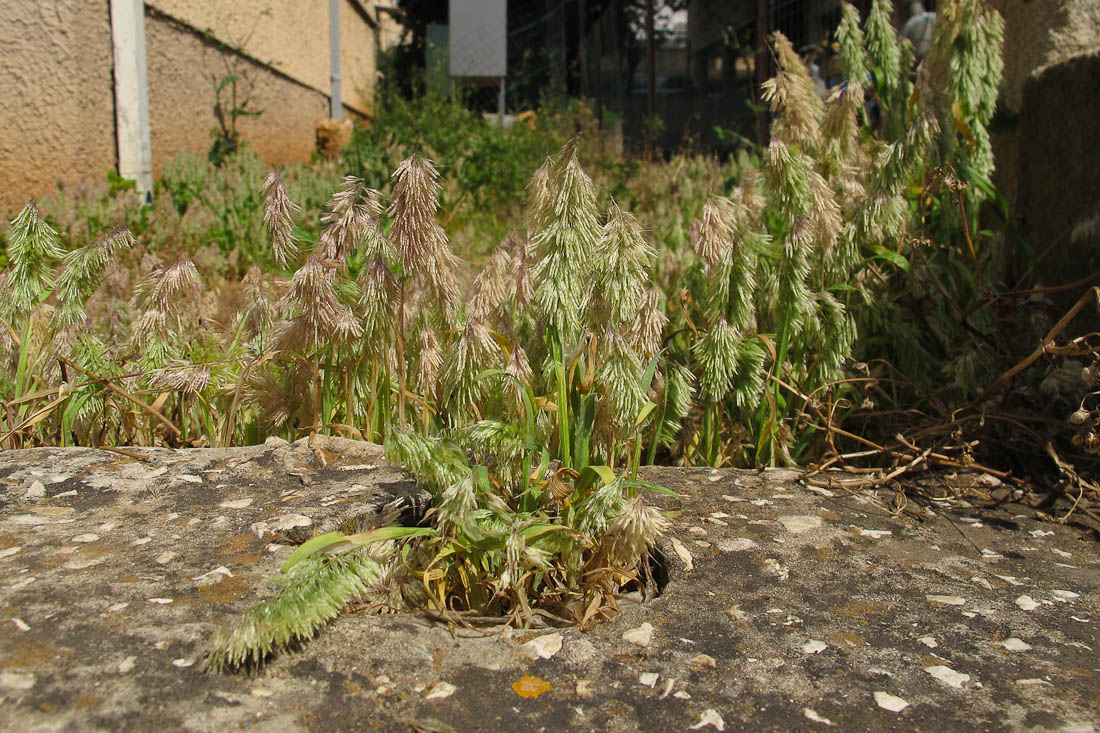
[132,308,167,342]
[144,256,201,312]
[502,345,533,407]
[150,361,212,393]
[318,175,371,261]
[276,252,362,348]
[763,31,824,146]
[443,318,501,414]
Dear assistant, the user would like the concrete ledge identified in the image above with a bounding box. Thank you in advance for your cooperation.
[0,439,1096,730]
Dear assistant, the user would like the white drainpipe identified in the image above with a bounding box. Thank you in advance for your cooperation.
[330,0,342,118]
[109,0,153,202]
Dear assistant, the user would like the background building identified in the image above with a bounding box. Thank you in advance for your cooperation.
[0,0,402,210]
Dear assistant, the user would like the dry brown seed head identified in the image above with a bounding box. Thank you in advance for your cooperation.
[468,247,512,320]
[389,156,445,272]
[147,256,201,311]
[629,289,667,358]
[262,169,301,268]
[696,196,735,270]
[318,176,370,261]
[606,497,671,569]
[415,326,443,392]
[510,233,534,311]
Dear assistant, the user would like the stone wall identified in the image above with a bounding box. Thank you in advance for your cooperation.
[1015,51,1100,288]
[988,0,1100,217]
[991,0,1100,111]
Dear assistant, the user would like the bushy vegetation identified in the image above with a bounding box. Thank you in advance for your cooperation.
[7,0,1073,670]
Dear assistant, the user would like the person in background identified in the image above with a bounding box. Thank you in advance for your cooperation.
[902,1,937,62]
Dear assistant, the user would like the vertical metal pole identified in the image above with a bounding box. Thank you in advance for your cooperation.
[579,0,587,98]
[329,0,342,118]
[592,2,602,124]
[498,76,506,127]
[109,0,153,203]
[610,0,622,111]
[645,0,656,119]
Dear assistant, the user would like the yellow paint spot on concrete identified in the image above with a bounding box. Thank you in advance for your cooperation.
[512,675,551,699]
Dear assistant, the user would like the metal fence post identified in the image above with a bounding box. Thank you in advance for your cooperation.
[330,0,343,119]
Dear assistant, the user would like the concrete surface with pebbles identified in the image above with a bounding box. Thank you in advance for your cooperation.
[0,436,1097,731]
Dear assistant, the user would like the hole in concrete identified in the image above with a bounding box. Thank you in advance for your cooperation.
[618,545,671,601]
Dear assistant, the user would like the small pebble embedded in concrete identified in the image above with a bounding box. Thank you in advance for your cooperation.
[0,672,36,690]
[778,515,821,534]
[690,708,725,730]
[1016,595,1040,611]
[874,691,909,712]
[522,632,562,660]
[925,665,971,688]
[424,681,456,700]
[622,622,654,647]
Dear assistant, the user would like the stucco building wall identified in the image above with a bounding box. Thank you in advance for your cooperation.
[145,12,332,173]
[147,0,379,114]
[0,1,117,211]
[0,0,384,213]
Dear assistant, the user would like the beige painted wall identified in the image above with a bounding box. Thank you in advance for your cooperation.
[145,12,330,173]
[148,0,379,113]
[0,0,384,212]
[0,1,117,212]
